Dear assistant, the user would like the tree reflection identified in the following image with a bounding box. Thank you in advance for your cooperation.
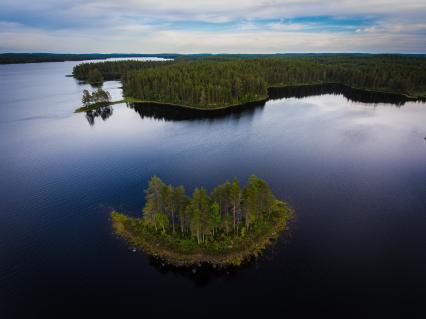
[81,84,424,125]
[85,106,113,126]
[147,256,247,287]
[268,83,417,106]
[128,99,267,122]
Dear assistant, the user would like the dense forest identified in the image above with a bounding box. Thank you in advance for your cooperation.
[0,53,178,64]
[144,175,277,241]
[121,56,426,108]
[72,60,173,84]
[71,54,426,108]
[111,176,293,266]
[123,61,268,108]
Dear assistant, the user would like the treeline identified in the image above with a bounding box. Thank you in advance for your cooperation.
[241,57,426,95]
[0,53,178,64]
[120,56,426,108]
[72,60,174,84]
[142,175,278,244]
[306,55,426,97]
[123,61,268,108]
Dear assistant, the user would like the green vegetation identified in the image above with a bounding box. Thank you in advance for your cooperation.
[72,54,426,109]
[122,57,426,108]
[82,88,111,106]
[0,53,178,64]
[72,60,174,84]
[123,61,268,108]
[86,68,104,85]
[75,88,112,112]
[75,96,146,113]
[111,175,293,267]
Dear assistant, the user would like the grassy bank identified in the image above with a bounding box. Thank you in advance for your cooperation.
[74,96,269,113]
[74,97,146,113]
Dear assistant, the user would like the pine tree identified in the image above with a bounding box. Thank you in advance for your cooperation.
[143,176,163,230]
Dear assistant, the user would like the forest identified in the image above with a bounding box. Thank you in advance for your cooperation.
[72,60,173,84]
[123,61,268,108]
[0,53,178,64]
[72,54,426,109]
[111,176,293,266]
[122,56,426,108]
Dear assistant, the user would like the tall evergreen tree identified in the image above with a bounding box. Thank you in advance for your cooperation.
[143,176,163,230]
[140,175,281,245]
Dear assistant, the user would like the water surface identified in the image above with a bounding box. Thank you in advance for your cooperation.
[0,61,425,318]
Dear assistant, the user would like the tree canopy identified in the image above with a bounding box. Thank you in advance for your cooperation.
[122,56,426,108]
[73,55,426,109]
[141,175,279,243]
[111,175,293,266]
[81,88,111,107]
[72,60,174,84]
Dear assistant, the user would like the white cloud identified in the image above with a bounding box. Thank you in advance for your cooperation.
[1,26,424,53]
[0,0,425,52]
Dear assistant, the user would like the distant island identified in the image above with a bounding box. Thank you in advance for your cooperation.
[73,55,426,111]
[111,176,293,267]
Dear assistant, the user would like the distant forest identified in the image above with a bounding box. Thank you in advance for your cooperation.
[0,53,178,64]
[71,54,426,108]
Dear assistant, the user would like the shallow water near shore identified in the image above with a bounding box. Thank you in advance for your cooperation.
[1,61,426,318]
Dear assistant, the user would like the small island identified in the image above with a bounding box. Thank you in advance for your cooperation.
[74,88,112,112]
[112,175,293,267]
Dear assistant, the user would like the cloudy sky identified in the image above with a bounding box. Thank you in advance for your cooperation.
[1,0,425,53]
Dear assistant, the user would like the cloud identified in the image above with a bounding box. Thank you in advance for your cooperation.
[0,0,425,53]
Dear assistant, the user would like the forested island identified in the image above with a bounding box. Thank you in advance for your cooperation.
[73,55,426,110]
[112,176,293,267]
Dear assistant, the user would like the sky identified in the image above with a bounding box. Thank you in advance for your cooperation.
[0,0,425,54]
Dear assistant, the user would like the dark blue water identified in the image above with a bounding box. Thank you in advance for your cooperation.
[1,61,425,318]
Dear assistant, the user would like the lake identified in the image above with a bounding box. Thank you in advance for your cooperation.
[0,61,425,318]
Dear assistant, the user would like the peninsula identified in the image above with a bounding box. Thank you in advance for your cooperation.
[73,55,426,111]
[111,175,293,267]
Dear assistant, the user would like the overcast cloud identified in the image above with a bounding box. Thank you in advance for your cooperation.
[0,0,425,53]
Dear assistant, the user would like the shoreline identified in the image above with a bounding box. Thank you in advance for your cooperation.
[75,83,425,113]
[111,201,294,268]
[74,100,126,113]
[269,82,426,101]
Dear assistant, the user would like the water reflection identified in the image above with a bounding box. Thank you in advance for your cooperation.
[85,105,113,126]
[148,257,243,287]
[268,83,420,106]
[128,100,266,122]
[82,84,424,125]
[2,61,426,317]
[144,230,291,285]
